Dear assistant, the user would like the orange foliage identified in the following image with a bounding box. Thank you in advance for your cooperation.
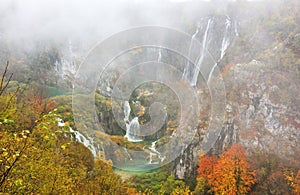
[197,156,218,181]
[31,93,56,114]
[284,169,300,194]
[197,144,256,195]
[218,62,235,78]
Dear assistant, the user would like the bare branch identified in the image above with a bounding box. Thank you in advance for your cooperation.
[0,61,14,96]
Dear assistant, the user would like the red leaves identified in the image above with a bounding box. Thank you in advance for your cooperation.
[30,93,56,114]
[197,144,256,195]
[197,156,218,181]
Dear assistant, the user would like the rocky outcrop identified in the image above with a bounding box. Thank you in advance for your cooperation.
[174,60,300,179]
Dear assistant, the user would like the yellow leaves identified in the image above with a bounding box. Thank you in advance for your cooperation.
[20,130,30,139]
[1,151,8,157]
[170,186,192,195]
[60,143,70,150]
[64,121,70,126]
[14,152,20,157]
[105,100,112,108]
[284,169,300,194]
[43,135,50,141]
[60,144,66,150]
[14,178,23,186]
[137,105,145,117]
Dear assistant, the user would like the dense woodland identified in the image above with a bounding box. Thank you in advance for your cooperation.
[1,0,300,194]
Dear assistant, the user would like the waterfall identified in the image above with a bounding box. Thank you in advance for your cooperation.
[124,101,131,123]
[69,127,97,157]
[220,16,231,59]
[123,101,143,142]
[148,140,165,164]
[57,118,97,157]
[62,40,77,75]
[157,46,162,62]
[208,16,232,83]
[184,18,212,86]
[182,24,200,84]
[124,148,132,160]
[192,18,212,86]
[54,40,77,84]
[183,15,238,85]
[234,20,239,36]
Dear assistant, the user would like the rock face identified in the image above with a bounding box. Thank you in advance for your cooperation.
[174,60,300,179]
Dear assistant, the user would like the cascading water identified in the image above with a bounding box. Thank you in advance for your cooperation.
[184,18,212,86]
[220,16,231,59]
[57,118,98,157]
[193,18,212,85]
[208,16,232,82]
[184,15,237,85]
[234,20,239,36]
[124,101,131,123]
[182,24,200,84]
[70,128,97,157]
[157,46,162,62]
[148,140,165,164]
[123,101,143,142]
[54,40,78,88]
[124,148,132,160]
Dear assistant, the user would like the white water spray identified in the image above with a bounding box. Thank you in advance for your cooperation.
[57,118,98,157]
[123,101,143,142]
[148,140,165,164]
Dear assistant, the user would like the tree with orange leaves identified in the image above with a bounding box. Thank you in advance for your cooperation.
[197,144,256,195]
[197,155,218,183]
[213,144,256,195]
[196,155,218,194]
[284,169,300,194]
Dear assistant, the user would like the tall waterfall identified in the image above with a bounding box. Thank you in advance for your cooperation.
[182,23,200,85]
[123,101,143,142]
[183,18,212,86]
[183,15,237,86]
[157,46,162,62]
[192,18,212,86]
[208,16,231,82]
[220,16,231,59]
[124,101,131,123]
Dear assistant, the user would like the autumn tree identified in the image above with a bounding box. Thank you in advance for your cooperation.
[284,169,300,194]
[196,155,218,194]
[0,62,131,194]
[197,144,256,195]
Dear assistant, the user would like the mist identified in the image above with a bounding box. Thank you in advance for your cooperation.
[0,0,280,53]
[0,0,187,52]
